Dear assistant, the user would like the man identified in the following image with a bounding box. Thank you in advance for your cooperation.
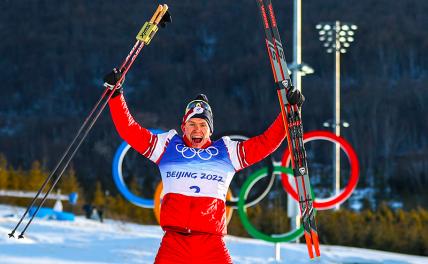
[104,69,304,263]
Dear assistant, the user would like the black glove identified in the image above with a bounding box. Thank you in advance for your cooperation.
[103,68,124,98]
[286,86,305,107]
[159,10,172,28]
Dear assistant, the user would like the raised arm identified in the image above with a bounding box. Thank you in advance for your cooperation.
[226,89,304,171]
[108,94,156,157]
[238,113,286,169]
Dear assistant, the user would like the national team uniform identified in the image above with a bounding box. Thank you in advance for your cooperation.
[109,94,286,264]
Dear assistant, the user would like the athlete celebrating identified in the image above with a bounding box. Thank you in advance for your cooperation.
[104,69,304,263]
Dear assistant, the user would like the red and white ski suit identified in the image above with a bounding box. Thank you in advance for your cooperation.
[109,95,286,264]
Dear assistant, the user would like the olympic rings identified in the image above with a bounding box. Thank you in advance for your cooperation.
[112,129,165,208]
[175,144,219,160]
[112,129,359,236]
[237,166,305,242]
[281,130,360,210]
[153,181,235,225]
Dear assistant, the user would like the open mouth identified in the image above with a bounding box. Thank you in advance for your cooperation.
[191,137,203,144]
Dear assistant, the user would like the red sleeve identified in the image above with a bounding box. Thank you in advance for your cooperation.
[239,113,286,168]
[108,95,156,157]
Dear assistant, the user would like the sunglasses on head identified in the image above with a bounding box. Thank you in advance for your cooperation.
[185,100,212,114]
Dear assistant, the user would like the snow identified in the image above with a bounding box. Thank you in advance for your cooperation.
[0,204,427,264]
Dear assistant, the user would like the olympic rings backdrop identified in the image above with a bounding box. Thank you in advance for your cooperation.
[112,129,359,242]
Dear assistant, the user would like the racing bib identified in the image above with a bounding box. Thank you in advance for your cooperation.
[158,134,236,200]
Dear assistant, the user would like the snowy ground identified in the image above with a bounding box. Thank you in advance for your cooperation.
[0,204,427,264]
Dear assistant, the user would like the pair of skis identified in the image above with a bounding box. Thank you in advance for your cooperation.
[8,4,171,239]
[255,0,320,259]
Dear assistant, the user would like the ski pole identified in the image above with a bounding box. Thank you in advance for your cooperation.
[9,4,171,238]
[18,38,146,237]
[8,31,140,239]
[18,87,115,238]
[8,87,111,238]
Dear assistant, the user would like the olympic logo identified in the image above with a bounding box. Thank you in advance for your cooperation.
[193,106,204,114]
[112,130,359,243]
[175,144,219,160]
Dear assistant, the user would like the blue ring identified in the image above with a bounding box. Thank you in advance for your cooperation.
[112,128,165,208]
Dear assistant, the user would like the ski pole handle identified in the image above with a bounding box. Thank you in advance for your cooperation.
[136,22,159,45]
[136,4,169,45]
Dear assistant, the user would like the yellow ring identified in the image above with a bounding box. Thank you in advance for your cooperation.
[153,181,163,224]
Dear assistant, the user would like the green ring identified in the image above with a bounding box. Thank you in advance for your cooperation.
[237,166,304,243]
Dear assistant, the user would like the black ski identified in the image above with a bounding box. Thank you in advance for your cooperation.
[255,0,320,258]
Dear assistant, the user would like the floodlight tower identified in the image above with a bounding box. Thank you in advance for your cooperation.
[316,21,357,210]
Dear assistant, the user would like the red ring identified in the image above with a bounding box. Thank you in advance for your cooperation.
[281,130,359,210]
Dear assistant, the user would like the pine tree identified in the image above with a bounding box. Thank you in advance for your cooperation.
[127,175,156,224]
[108,194,129,221]
[7,167,21,190]
[57,166,82,212]
[26,161,49,191]
[419,208,428,255]
[92,181,105,208]
[58,166,82,194]
[7,167,23,205]
[0,154,8,189]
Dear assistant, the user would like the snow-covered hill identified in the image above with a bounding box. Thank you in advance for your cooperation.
[0,205,427,264]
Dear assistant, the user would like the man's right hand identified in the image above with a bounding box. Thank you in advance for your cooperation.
[103,68,124,98]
